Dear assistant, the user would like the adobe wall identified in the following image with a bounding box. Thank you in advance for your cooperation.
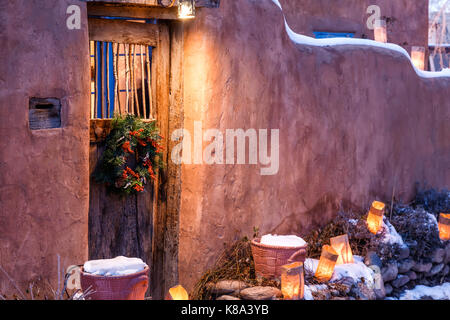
[0,0,90,294]
[179,0,450,290]
[282,0,429,53]
[0,0,446,297]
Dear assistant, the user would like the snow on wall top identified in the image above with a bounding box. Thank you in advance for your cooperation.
[271,0,450,79]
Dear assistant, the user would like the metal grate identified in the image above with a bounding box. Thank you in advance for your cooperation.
[90,41,154,119]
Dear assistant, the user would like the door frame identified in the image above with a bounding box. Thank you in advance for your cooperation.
[86,7,184,299]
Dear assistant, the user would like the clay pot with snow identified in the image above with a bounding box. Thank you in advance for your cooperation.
[80,256,149,300]
[251,235,307,279]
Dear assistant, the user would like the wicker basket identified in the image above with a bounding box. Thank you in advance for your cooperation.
[251,238,307,279]
[80,266,149,300]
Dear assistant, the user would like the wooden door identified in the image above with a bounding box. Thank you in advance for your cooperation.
[87,18,170,299]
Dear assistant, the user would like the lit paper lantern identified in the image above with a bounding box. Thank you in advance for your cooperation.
[165,284,189,300]
[315,245,339,282]
[438,213,450,241]
[374,19,387,43]
[178,0,195,19]
[411,46,426,71]
[281,262,304,300]
[330,234,354,265]
[367,201,385,234]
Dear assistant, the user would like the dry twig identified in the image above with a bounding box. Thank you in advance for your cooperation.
[0,265,26,300]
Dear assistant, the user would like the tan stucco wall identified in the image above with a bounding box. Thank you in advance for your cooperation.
[179,0,450,290]
[0,0,90,294]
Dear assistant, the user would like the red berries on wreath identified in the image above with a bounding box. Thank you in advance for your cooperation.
[93,115,164,195]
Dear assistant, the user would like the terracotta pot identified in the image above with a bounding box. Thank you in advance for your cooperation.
[80,266,149,300]
[251,238,307,279]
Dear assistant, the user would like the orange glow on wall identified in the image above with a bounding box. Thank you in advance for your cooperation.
[281,262,304,300]
[367,201,385,234]
[330,234,354,265]
[411,46,426,71]
[315,245,339,282]
[438,213,450,241]
[374,19,387,43]
[165,285,189,300]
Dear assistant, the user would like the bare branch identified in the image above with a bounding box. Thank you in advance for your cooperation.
[29,283,34,300]
[0,265,26,300]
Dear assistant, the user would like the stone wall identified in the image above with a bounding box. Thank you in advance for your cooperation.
[379,244,450,297]
[0,0,90,294]
[179,0,450,290]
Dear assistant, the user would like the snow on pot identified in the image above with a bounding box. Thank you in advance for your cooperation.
[251,234,307,279]
[80,256,149,300]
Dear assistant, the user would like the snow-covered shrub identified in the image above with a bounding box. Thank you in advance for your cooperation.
[389,204,442,260]
[304,210,399,263]
[413,187,450,218]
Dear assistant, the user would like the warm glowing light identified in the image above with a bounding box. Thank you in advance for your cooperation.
[178,0,195,19]
[438,213,450,241]
[411,46,426,71]
[281,262,304,300]
[367,201,385,234]
[315,245,339,282]
[330,234,354,265]
[165,284,189,300]
[374,19,387,43]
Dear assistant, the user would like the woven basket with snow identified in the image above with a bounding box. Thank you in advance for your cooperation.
[251,238,307,279]
[80,266,149,300]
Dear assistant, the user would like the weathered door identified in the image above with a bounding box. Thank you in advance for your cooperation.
[89,125,155,265]
[87,16,171,298]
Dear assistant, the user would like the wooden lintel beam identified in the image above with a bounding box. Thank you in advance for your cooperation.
[88,18,159,46]
[88,3,179,20]
[83,0,220,9]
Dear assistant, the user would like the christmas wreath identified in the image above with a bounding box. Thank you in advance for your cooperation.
[93,115,164,194]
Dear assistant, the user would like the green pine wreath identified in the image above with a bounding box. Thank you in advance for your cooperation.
[93,115,164,194]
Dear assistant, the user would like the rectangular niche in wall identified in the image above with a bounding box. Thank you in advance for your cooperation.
[29,98,61,130]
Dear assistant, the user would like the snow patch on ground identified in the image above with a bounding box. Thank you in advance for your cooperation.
[381,218,405,246]
[304,284,328,301]
[303,286,315,300]
[260,234,306,247]
[83,256,147,276]
[426,212,439,227]
[399,283,450,300]
[270,0,450,79]
[305,256,374,285]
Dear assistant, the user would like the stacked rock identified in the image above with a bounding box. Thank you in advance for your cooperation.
[366,242,450,298]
